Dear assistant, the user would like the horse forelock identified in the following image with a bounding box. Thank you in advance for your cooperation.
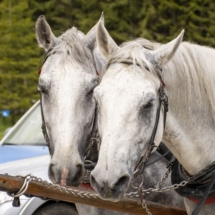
[48,27,94,73]
[101,39,161,82]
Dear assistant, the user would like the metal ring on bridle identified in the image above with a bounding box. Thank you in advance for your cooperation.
[131,174,144,189]
[7,174,33,198]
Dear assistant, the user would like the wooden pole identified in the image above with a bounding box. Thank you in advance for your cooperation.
[0,174,186,215]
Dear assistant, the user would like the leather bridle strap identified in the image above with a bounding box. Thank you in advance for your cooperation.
[38,49,99,156]
[38,48,55,75]
[40,93,52,155]
[133,85,168,179]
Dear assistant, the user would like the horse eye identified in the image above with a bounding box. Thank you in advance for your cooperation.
[143,101,154,110]
[86,88,94,97]
[38,85,48,94]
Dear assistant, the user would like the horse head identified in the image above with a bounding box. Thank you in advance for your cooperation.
[90,21,184,200]
[35,15,104,186]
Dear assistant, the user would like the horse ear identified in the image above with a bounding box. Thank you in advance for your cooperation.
[85,12,105,49]
[151,30,184,66]
[35,15,57,51]
[97,19,118,58]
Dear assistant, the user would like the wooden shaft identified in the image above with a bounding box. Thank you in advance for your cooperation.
[0,174,186,215]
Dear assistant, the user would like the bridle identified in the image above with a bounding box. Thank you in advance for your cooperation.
[38,49,100,158]
[40,93,52,155]
[38,48,55,155]
[132,67,169,181]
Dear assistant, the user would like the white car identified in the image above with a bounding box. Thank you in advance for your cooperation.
[0,101,49,164]
[0,155,78,215]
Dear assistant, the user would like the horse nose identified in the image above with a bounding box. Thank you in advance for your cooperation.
[48,161,84,186]
[90,172,130,200]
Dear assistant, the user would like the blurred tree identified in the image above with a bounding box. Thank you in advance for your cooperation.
[137,0,215,46]
[1,0,215,124]
[0,0,41,123]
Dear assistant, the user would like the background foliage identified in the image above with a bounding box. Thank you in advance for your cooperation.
[0,0,215,127]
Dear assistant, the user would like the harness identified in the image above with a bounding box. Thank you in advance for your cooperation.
[38,49,99,161]
[38,48,57,155]
[172,159,215,214]
[130,66,215,215]
[132,69,169,181]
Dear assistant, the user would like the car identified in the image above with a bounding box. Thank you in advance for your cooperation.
[0,102,78,214]
[0,155,78,215]
[0,101,49,163]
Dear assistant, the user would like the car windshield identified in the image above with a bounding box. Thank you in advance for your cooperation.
[3,103,46,146]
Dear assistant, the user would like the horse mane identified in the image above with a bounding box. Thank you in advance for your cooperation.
[164,41,215,120]
[101,39,162,81]
[49,27,94,73]
[102,38,215,120]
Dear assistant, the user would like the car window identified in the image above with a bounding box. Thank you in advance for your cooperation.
[3,103,46,146]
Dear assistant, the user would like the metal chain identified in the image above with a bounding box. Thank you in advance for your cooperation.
[3,172,189,214]
[27,175,100,199]
[154,159,175,189]
[138,187,152,215]
[5,173,188,199]
[126,180,189,198]
[142,201,152,215]
[127,159,188,199]
[129,159,183,215]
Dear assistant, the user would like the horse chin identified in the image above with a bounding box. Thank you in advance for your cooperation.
[96,189,126,202]
[65,180,81,187]
[90,178,128,201]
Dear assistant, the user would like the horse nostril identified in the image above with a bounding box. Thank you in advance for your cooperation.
[90,174,103,191]
[48,163,58,183]
[112,175,130,191]
[49,163,54,174]
[90,174,96,185]
[76,164,83,176]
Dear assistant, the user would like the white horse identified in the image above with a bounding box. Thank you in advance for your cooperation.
[35,15,101,187]
[35,15,184,214]
[91,20,215,214]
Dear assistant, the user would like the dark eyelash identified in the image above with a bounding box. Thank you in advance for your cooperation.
[143,100,154,110]
[38,85,48,94]
[86,88,94,97]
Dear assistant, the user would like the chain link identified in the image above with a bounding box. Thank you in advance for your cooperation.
[28,175,100,199]
[154,160,175,189]
[142,202,152,215]
[126,180,189,198]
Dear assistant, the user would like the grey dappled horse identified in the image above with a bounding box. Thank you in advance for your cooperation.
[36,15,184,215]
[91,20,215,215]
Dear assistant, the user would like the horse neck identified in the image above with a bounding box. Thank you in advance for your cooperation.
[162,42,215,175]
